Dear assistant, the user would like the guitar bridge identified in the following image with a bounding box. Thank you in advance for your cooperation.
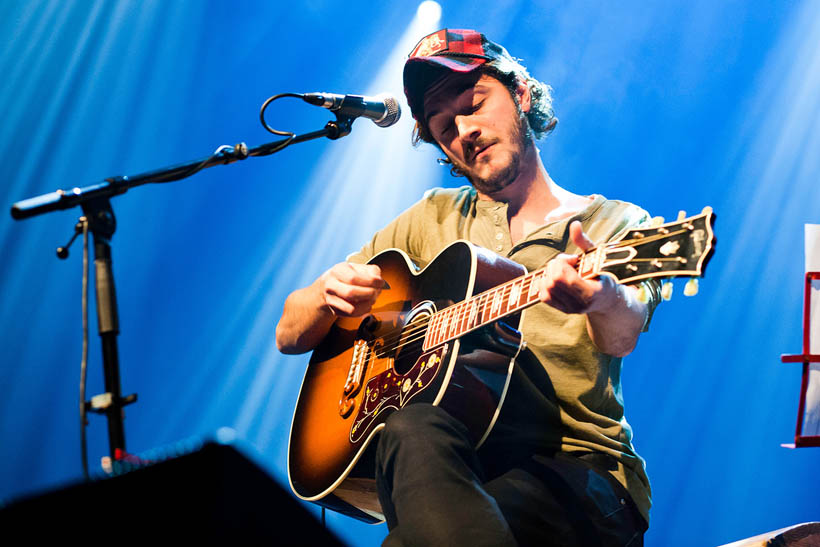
[339,339,369,417]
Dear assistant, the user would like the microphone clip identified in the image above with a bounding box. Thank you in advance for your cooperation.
[325,114,354,140]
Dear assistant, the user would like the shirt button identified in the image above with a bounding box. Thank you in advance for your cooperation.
[495,245,503,252]
[495,233,503,240]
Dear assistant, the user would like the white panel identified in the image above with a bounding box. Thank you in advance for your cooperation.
[802,225,820,435]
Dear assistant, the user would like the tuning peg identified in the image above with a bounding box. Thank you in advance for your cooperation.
[661,281,673,301]
[684,278,699,296]
[677,210,686,221]
[651,216,665,227]
[701,206,713,215]
[636,285,650,304]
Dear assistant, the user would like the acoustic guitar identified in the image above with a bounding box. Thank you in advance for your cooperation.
[288,208,716,523]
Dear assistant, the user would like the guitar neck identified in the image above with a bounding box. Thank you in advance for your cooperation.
[424,237,633,349]
[424,264,553,350]
[423,208,715,350]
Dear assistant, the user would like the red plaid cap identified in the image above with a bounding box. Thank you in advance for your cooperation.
[403,29,515,120]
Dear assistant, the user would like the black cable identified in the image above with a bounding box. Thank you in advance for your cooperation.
[258,93,301,154]
[79,216,90,480]
[102,93,306,186]
[149,92,303,183]
[149,143,239,184]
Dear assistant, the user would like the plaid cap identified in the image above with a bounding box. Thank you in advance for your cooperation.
[403,28,516,121]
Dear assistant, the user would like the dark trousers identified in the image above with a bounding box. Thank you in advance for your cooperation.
[375,404,647,547]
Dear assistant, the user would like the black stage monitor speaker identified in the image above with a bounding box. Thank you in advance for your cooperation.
[0,441,347,544]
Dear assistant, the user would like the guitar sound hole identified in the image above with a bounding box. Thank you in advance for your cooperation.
[391,308,432,376]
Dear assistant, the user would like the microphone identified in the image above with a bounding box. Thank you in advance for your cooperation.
[302,92,401,127]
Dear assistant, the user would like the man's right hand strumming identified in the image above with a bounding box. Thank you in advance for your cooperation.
[275,262,383,354]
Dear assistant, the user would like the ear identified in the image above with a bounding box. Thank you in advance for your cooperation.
[515,80,531,113]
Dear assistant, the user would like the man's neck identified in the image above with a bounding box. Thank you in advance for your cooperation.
[475,144,591,243]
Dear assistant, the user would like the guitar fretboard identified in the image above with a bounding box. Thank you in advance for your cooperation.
[420,209,714,351]
[423,253,596,350]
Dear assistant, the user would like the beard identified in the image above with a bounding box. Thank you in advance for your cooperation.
[448,108,533,195]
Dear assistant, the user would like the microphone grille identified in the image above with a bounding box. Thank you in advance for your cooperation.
[376,95,401,128]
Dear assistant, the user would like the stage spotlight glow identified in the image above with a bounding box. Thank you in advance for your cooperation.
[417,1,442,24]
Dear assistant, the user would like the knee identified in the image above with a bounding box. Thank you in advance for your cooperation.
[377,404,472,466]
[380,404,469,446]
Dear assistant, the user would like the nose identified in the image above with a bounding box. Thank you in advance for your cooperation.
[454,113,480,145]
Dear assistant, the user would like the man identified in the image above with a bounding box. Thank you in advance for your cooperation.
[277,29,659,546]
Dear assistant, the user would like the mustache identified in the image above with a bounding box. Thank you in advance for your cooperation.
[464,137,498,163]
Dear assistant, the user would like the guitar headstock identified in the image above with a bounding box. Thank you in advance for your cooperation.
[591,206,716,287]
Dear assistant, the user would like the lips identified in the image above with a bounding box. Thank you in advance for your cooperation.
[471,142,494,163]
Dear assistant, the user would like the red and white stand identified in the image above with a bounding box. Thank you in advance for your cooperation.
[781,271,820,448]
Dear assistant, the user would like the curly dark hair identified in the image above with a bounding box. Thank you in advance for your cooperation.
[411,59,557,150]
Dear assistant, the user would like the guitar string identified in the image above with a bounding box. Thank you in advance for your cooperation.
[353,222,708,383]
[371,248,624,356]
[390,266,546,349]
[367,277,529,356]
[371,250,615,358]
[371,275,537,359]
[371,279,530,356]
[365,226,697,358]
[366,264,566,362]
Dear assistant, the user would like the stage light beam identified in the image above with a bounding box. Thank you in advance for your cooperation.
[417,1,442,25]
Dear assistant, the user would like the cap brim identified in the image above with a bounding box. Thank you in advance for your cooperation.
[403,56,487,120]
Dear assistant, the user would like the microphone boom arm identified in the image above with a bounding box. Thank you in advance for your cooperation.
[11,115,354,220]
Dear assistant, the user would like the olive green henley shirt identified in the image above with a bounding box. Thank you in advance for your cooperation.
[348,185,660,523]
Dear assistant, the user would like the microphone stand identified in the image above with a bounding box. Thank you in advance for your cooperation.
[10,115,355,469]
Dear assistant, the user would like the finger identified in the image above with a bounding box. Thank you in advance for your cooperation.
[328,262,381,288]
[345,263,385,288]
[326,280,381,303]
[541,265,597,314]
[547,257,582,284]
[324,294,356,316]
[543,284,590,314]
[569,220,594,252]
[539,283,574,314]
[553,289,589,313]
[538,275,568,310]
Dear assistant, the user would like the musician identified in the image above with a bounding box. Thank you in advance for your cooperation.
[277,28,660,546]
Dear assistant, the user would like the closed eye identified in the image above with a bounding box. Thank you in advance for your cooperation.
[428,115,453,139]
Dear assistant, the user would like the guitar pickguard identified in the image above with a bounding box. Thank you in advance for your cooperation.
[349,344,448,444]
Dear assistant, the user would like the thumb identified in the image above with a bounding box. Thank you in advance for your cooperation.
[569,220,594,251]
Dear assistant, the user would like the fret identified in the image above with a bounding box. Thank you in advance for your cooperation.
[431,311,442,346]
[467,299,479,329]
[477,292,488,325]
[499,283,510,313]
[508,280,521,311]
[454,302,466,336]
[490,289,502,318]
[460,300,470,334]
[440,312,450,343]
[527,271,541,301]
[447,306,460,338]
[457,303,468,335]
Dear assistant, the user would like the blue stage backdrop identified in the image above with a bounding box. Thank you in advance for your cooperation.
[2,1,818,545]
